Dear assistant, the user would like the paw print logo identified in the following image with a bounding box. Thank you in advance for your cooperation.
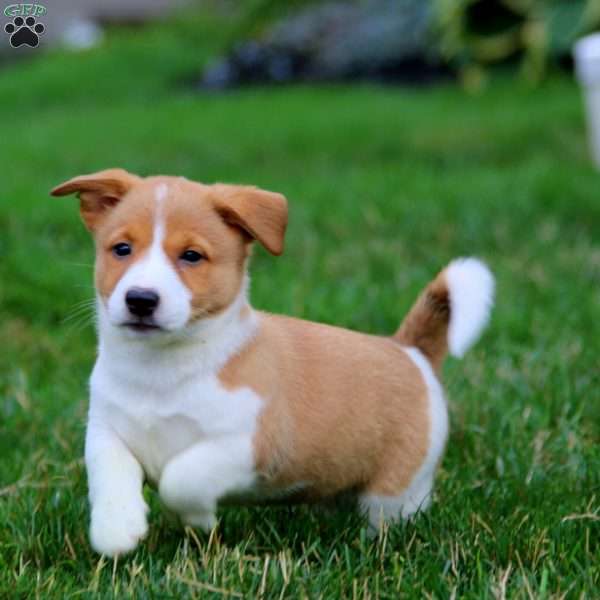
[5,16,45,48]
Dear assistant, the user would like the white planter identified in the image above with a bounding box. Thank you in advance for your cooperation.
[574,33,600,168]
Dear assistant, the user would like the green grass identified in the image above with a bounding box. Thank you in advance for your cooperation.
[1,10,599,599]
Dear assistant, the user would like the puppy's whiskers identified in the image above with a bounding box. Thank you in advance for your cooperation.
[63,298,96,334]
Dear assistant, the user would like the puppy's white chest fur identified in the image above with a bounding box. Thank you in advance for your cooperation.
[88,289,263,490]
[90,365,262,484]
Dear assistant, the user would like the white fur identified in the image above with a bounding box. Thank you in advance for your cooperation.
[446,258,495,358]
[96,276,255,383]
[159,435,257,530]
[155,182,168,203]
[360,346,448,530]
[86,193,263,556]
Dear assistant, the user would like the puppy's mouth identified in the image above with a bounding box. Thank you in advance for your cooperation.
[121,319,164,333]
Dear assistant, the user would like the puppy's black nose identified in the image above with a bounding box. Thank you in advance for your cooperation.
[125,288,160,317]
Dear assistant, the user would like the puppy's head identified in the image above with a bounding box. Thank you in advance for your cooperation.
[51,169,287,336]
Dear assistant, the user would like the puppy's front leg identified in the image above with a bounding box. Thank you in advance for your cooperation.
[85,419,148,556]
[159,435,255,530]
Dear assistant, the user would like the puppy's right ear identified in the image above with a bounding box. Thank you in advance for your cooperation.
[51,168,141,231]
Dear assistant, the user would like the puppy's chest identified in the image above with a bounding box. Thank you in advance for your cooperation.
[91,368,263,483]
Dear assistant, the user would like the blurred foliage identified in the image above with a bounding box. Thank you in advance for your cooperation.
[222,0,324,48]
[230,0,600,88]
[436,0,600,88]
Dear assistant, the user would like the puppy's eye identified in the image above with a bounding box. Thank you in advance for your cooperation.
[112,242,132,258]
[180,250,204,264]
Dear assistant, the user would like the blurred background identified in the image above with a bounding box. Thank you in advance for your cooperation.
[2,0,600,87]
[1,1,599,597]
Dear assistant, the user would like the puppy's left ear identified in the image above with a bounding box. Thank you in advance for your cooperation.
[213,184,288,255]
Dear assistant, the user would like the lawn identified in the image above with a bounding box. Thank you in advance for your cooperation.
[0,10,599,599]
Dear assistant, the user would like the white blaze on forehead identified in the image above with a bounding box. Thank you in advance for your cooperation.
[155,182,168,204]
[105,181,192,331]
[153,182,168,247]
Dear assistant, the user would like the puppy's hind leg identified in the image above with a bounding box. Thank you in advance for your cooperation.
[359,471,435,533]
[360,346,449,534]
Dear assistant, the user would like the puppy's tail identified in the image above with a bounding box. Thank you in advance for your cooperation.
[394,258,494,371]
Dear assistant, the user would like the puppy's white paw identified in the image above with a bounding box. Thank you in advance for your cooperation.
[90,497,149,557]
[182,511,217,532]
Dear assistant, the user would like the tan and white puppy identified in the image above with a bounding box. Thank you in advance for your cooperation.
[51,169,494,557]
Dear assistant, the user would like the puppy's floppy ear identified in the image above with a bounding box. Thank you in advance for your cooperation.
[213,184,288,255]
[51,168,141,231]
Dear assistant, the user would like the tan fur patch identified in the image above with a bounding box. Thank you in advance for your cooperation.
[394,269,450,372]
[156,178,249,319]
[219,314,430,499]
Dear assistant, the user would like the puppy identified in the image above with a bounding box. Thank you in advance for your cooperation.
[51,169,494,556]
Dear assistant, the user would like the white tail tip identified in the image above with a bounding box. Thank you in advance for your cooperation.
[446,258,495,358]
